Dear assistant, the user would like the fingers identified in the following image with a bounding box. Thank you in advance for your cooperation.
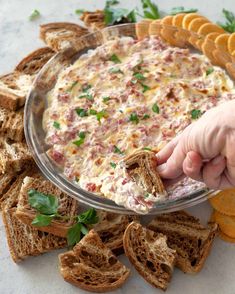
[183,151,203,181]
[156,136,180,165]
[202,155,226,189]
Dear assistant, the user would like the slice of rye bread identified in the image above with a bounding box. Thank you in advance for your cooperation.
[40,22,89,52]
[0,107,24,142]
[15,176,79,237]
[0,137,33,173]
[0,172,18,204]
[0,71,33,110]
[59,229,130,292]
[123,150,166,197]
[92,211,139,255]
[123,222,176,291]
[15,47,55,75]
[80,10,106,31]
[147,211,218,273]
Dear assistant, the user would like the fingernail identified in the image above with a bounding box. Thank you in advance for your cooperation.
[212,155,224,165]
[157,163,166,172]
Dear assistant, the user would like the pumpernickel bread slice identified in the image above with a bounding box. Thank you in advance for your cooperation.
[0,71,33,110]
[15,47,55,75]
[123,222,176,291]
[148,211,218,273]
[15,176,79,237]
[92,211,139,255]
[59,229,130,292]
[40,22,89,52]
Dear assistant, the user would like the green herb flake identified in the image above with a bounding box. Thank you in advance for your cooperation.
[109,67,123,74]
[152,103,160,114]
[77,208,99,224]
[143,147,152,151]
[89,109,97,115]
[103,96,110,103]
[141,83,150,93]
[67,223,82,246]
[131,79,138,84]
[129,112,139,124]
[144,193,150,198]
[106,0,119,7]
[191,109,202,120]
[82,84,92,92]
[29,9,40,21]
[141,0,160,19]
[76,108,88,117]
[75,9,85,15]
[113,145,124,155]
[133,72,145,80]
[110,162,117,168]
[170,6,198,15]
[96,110,107,122]
[143,114,150,119]
[53,121,60,129]
[206,68,214,76]
[79,131,86,139]
[67,81,78,92]
[217,9,235,33]
[110,54,121,64]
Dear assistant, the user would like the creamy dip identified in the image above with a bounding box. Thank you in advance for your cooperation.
[43,36,235,213]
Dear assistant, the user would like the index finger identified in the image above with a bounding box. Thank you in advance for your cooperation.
[156,136,180,165]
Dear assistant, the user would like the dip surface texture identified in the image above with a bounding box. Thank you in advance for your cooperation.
[43,36,235,213]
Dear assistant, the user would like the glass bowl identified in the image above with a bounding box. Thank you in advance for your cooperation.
[24,23,233,215]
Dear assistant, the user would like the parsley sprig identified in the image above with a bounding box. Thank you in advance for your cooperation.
[217,9,235,33]
[28,189,98,246]
[191,109,202,119]
[29,9,41,21]
[170,6,198,15]
[141,0,160,19]
[73,131,86,147]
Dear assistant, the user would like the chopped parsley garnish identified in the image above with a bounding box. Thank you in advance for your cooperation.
[141,0,160,19]
[113,145,124,154]
[152,103,160,114]
[144,193,150,198]
[96,110,107,122]
[131,79,138,84]
[89,109,97,115]
[75,9,85,15]
[109,67,123,74]
[73,132,86,147]
[206,68,214,76]
[78,131,86,139]
[217,9,235,33]
[143,114,150,119]
[79,93,93,100]
[170,6,198,15]
[129,112,139,124]
[103,96,110,102]
[67,81,78,92]
[191,109,202,119]
[106,0,119,6]
[29,9,40,21]
[110,162,117,168]
[82,84,92,92]
[76,108,88,117]
[53,121,60,129]
[143,147,152,151]
[110,54,121,63]
[133,72,145,80]
[141,83,150,93]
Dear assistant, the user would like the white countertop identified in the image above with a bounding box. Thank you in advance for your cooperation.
[0,0,235,293]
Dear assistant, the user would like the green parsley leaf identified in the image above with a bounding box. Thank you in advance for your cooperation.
[77,208,99,224]
[82,84,92,92]
[73,138,85,147]
[141,0,160,19]
[143,114,150,119]
[104,7,130,25]
[127,9,137,23]
[106,0,119,7]
[141,83,150,92]
[206,68,214,76]
[103,96,110,103]
[89,109,97,115]
[191,109,202,119]
[109,67,123,74]
[152,103,160,114]
[96,110,107,122]
[79,93,93,100]
[53,121,60,129]
[131,79,138,84]
[133,72,145,80]
[67,223,82,246]
[32,214,54,227]
[144,193,150,198]
[28,189,59,215]
[170,6,198,15]
[76,108,88,117]
[110,162,117,168]
[80,224,89,235]
[113,145,124,154]
[217,9,235,33]
[79,131,86,139]
[143,147,152,151]
[129,112,139,124]
[110,54,121,63]
[29,9,40,21]
[75,9,85,15]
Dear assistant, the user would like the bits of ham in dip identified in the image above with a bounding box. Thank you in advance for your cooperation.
[43,36,235,214]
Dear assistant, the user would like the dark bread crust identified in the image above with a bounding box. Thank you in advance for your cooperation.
[80,10,105,31]
[148,211,218,273]
[123,222,176,291]
[59,230,130,292]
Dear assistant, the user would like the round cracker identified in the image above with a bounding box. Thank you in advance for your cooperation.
[213,49,232,68]
[209,189,235,215]
[201,39,218,65]
[205,32,221,42]
[226,62,235,80]
[172,13,186,27]
[215,33,229,51]
[149,19,161,36]
[160,27,185,47]
[198,23,224,36]
[136,21,151,39]
[182,13,203,29]
[188,17,209,32]
[228,33,235,54]
[212,210,235,238]
[161,15,173,26]
[219,231,235,243]
[189,33,202,50]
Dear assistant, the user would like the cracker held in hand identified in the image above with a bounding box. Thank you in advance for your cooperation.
[59,230,130,292]
[209,189,235,216]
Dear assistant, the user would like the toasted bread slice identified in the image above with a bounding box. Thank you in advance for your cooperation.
[92,211,139,255]
[0,137,33,173]
[123,222,176,291]
[0,107,24,141]
[40,22,89,52]
[16,176,79,237]
[0,172,17,205]
[15,47,55,75]
[148,211,218,273]
[59,229,130,292]
[80,10,105,31]
[123,150,166,197]
[0,71,33,110]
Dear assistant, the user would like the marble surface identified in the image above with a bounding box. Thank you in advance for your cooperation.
[1,0,235,293]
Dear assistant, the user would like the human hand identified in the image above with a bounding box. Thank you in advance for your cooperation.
[156,100,235,190]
